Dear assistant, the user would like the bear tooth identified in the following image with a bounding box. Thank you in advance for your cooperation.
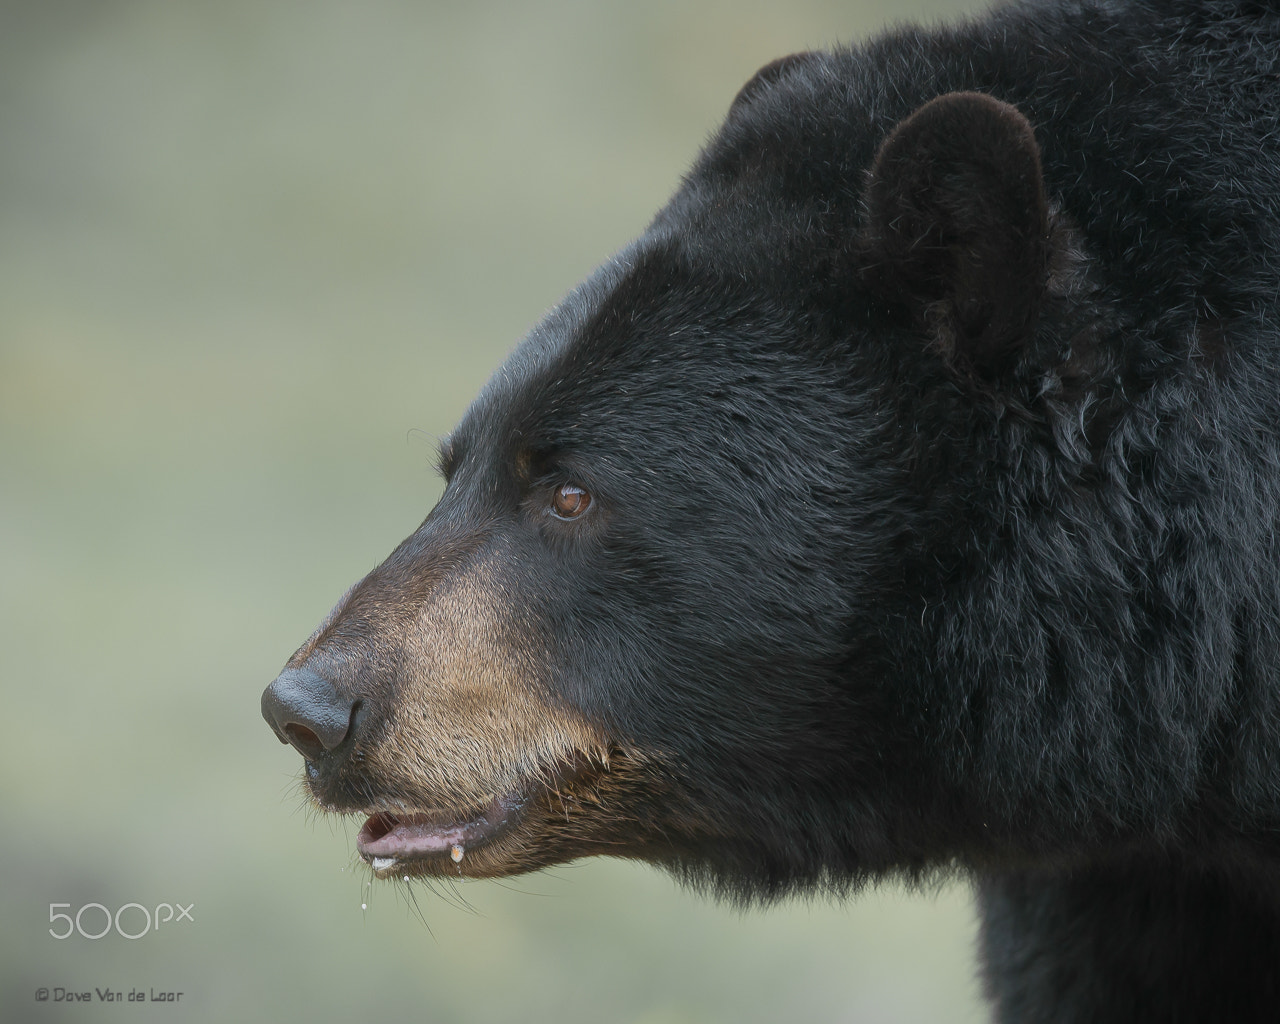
[450,844,465,863]
[371,857,396,872]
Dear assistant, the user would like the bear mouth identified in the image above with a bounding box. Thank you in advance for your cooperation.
[356,792,527,877]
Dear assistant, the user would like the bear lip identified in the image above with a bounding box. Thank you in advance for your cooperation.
[356,792,526,866]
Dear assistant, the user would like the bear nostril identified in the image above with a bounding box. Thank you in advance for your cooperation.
[261,666,359,759]
[283,723,327,762]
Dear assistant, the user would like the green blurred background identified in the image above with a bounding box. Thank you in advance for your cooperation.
[2,0,992,1020]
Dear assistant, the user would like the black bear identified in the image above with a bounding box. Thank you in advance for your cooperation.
[262,0,1280,1019]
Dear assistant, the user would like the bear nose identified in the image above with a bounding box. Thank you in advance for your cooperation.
[261,667,358,761]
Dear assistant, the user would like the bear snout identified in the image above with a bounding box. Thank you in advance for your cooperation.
[261,665,361,762]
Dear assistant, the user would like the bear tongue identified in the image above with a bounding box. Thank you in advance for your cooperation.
[357,813,466,857]
[356,794,522,862]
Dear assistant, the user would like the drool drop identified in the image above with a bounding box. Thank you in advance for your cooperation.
[450,844,465,863]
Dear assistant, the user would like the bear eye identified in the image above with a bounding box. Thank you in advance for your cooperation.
[550,484,592,520]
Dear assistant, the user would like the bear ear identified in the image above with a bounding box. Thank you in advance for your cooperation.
[861,92,1050,378]
[729,52,818,113]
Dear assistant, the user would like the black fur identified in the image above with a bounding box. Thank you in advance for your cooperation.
[274,0,1280,1018]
